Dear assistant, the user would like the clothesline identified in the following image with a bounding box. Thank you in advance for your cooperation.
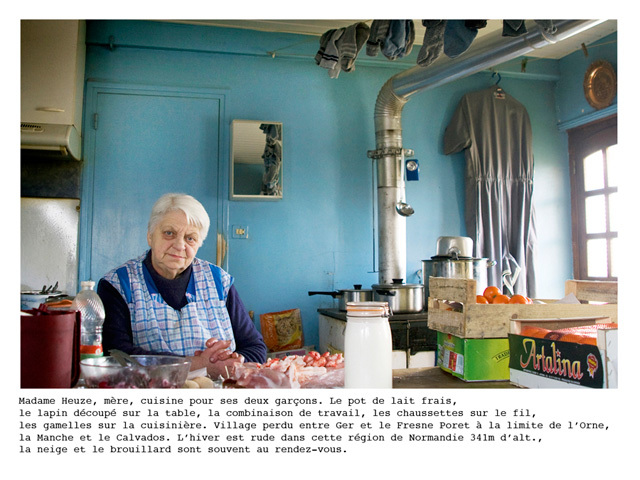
[266,37,318,58]
[260,22,617,81]
[313,20,561,78]
[268,36,617,61]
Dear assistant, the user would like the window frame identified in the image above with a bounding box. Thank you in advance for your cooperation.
[567,115,618,280]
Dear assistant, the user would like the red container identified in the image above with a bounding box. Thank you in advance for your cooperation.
[20,309,81,388]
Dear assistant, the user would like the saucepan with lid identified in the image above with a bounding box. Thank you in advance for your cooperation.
[371,279,424,314]
[308,285,373,311]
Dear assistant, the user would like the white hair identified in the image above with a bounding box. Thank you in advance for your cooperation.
[147,193,210,244]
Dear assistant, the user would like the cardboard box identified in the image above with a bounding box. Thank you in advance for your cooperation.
[428,278,618,338]
[437,331,510,381]
[508,317,617,388]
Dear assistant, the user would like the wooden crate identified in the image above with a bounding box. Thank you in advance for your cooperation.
[427,277,618,338]
[565,279,617,304]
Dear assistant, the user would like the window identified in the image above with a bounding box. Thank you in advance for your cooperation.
[568,115,618,280]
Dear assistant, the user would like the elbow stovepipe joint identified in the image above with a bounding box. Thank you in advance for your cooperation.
[370,20,606,284]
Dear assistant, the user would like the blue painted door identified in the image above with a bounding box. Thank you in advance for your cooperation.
[84,86,224,281]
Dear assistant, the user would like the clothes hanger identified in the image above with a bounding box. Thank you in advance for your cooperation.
[491,71,506,97]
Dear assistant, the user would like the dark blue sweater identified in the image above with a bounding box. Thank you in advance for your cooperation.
[97,254,267,363]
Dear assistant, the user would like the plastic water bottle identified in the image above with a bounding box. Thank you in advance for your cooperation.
[344,301,393,388]
[72,281,106,359]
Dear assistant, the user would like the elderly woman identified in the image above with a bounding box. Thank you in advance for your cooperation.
[97,193,267,377]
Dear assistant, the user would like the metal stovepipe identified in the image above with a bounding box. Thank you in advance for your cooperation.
[371,19,605,284]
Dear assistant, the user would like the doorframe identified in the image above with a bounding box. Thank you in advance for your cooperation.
[78,80,229,282]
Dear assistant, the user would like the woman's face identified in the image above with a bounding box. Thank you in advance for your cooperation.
[147,210,201,279]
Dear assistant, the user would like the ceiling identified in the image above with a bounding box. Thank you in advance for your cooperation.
[170,19,617,60]
[183,19,617,165]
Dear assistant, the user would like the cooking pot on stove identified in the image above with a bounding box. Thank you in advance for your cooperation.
[422,257,496,302]
[436,236,473,259]
[308,285,373,311]
[372,279,424,314]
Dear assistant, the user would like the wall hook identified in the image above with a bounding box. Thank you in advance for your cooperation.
[492,71,502,85]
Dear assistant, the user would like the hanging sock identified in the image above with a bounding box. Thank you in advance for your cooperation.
[339,22,370,73]
[534,20,557,41]
[444,20,479,58]
[534,20,556,34]
[315,28,343,74]
[366,20,390,57]
[382,20,415,60]
[465,20,487,30]
[417,20,446,67]
[502,20,527,37]
[402,20,416,58]
[315,22,370,78]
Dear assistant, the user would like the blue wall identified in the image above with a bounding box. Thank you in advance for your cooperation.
[556,32,617,128]
[82,21,617,348]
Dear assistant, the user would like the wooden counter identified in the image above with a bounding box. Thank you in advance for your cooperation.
[393,367,517,389]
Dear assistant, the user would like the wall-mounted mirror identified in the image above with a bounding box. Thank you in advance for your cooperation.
[230,120,283,200]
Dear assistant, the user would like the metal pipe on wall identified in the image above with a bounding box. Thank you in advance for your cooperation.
[370,19,605,284]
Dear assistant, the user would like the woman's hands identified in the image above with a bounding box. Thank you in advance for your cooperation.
[188,338,244,378]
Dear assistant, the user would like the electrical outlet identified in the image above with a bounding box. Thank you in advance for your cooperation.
[232,225,249,239]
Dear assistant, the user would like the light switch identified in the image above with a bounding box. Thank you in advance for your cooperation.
[232,225,249,239]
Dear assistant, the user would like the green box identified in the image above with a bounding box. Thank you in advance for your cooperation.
[437,331,510,381]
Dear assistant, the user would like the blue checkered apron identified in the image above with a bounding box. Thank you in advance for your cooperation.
[103,252,236,356]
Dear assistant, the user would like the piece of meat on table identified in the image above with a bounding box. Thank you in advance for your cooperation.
[228,351,344,388]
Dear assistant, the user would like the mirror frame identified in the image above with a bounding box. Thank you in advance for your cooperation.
[230,119,283,201]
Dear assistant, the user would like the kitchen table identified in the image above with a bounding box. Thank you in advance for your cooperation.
[393,367,517,388]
